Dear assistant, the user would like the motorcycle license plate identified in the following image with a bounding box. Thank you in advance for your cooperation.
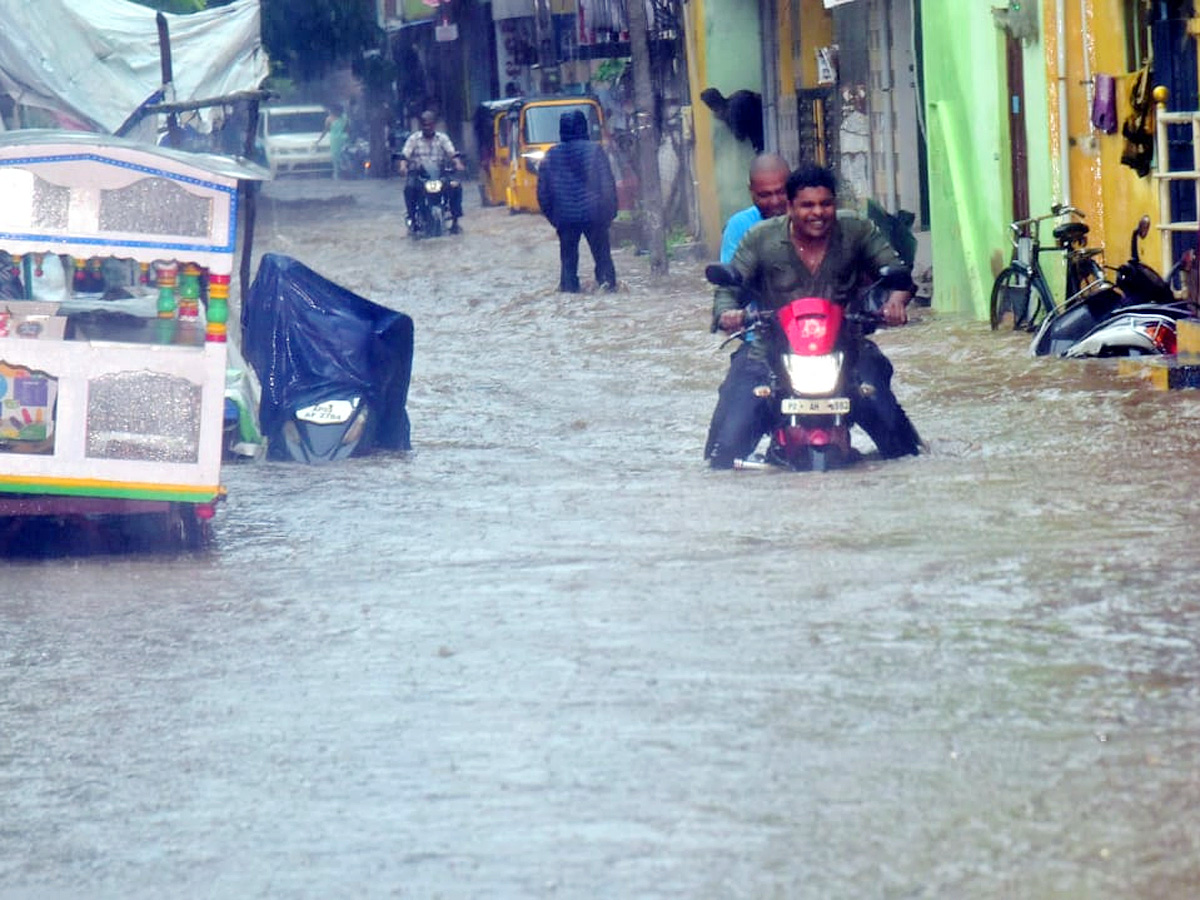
[296,399,357,425]
[781,397,850,415]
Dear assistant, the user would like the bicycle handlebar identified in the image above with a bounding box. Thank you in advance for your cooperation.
[1009,204,1086,236]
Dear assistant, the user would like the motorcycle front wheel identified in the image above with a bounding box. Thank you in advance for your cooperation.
[426,208,444,238]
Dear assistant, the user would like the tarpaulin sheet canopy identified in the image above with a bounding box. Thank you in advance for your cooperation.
[0,0,267,134]
[243,254,414,460]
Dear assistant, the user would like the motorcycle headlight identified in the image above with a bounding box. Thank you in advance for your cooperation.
[781,352,843,395]
[425,179,443,193]
[522,150,545,174]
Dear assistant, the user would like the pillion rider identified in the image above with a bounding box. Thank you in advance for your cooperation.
[720,152,791,263]
[705,162,922,469]
[398,110,466,234]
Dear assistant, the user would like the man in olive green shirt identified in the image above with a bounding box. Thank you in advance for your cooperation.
[705,163,920,468]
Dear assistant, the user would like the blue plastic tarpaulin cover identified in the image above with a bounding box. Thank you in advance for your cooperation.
[242,253,413,459]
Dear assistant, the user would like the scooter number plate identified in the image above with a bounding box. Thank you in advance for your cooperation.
[296,399,356,425]
[781,397,850,415]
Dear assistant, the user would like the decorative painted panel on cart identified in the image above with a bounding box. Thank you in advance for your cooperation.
[0,361,58,454]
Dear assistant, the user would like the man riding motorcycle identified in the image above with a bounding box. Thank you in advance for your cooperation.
[398,110,465,234]
[706,162,921,469]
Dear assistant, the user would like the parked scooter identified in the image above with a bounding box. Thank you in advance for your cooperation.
[281,394,373,463]
[705,264,916,472]
[243,254,414,465]
[406,161,459,239]
[1031,215,1197,357]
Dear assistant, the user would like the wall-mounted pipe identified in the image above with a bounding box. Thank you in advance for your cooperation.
[1056,0,1071,205]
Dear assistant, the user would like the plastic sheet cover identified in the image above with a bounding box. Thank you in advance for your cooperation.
[243,254,413,460]
[0,0,267,135]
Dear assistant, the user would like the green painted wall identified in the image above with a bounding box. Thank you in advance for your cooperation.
[920,0,1053,318]
[702,0,764,227]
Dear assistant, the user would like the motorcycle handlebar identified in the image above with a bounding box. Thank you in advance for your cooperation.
[719,307,884,346]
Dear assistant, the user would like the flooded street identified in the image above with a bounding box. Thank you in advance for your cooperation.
[3,177,1200,898]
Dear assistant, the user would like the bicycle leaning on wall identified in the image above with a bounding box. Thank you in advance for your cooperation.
[990,204,1107,331]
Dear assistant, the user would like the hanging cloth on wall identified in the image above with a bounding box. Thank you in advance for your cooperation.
[1092,73,1118,134]
[1121,59,1155,177]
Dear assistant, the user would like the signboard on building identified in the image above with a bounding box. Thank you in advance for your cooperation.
[816,46,838,85]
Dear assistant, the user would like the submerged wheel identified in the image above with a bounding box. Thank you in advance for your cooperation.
[990,266,1052,331]
[164,503,212,552]
[809,447,828,472]
[990,266,1030,330]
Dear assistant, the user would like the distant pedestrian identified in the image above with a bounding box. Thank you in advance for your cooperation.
[316,103,349,179]
[536,110,618,292]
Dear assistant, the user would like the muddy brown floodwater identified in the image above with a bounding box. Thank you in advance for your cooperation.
[2,177,1199,899]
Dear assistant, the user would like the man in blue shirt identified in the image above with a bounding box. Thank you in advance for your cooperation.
[719,153,791,262]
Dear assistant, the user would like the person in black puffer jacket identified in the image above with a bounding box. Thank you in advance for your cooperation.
[536,109,618,292]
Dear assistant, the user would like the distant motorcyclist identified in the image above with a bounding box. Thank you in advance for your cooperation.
[706,162,921,468]
[399,110,465,234]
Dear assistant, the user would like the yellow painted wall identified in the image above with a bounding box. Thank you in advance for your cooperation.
[1047,0,1160,269]
[683,0,720,253]
[795,0,832,90]
[776,0,832,92]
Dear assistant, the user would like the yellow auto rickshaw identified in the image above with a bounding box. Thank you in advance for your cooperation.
[474,98,522,207]
[477,96,606,215]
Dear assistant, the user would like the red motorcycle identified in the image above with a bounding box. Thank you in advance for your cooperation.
[706,265,912,471]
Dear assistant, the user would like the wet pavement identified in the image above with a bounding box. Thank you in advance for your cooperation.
[2,174,1200,898]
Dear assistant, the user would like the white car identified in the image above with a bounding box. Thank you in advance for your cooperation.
[257,105,332,178]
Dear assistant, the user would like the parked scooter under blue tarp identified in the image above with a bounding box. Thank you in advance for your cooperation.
[243,253,413,463]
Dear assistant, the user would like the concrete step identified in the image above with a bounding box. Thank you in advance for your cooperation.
[1117,356,1200,389]
[1177,318,1200,357]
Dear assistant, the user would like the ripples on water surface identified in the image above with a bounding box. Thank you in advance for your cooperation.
[2,189,1198,898]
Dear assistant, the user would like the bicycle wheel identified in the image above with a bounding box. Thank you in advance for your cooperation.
[990,266,1030,330]
[990,266,1052,331]
[1024,272,1056,329]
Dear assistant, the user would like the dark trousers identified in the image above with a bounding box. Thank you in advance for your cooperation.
[705,340,920,468]
[404,175,463,220]
[557,223,616,292]
[704,347,774,468]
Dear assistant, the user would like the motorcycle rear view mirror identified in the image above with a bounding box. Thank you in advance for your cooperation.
[1137,215,1152,239]
[705,264,743,288]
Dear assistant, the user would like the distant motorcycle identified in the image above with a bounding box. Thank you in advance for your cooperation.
[340,137,371,179]
[1031,215,1196,357]
[407,161,459,239]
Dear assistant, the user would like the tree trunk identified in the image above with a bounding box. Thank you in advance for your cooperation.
[627,0,668,276]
